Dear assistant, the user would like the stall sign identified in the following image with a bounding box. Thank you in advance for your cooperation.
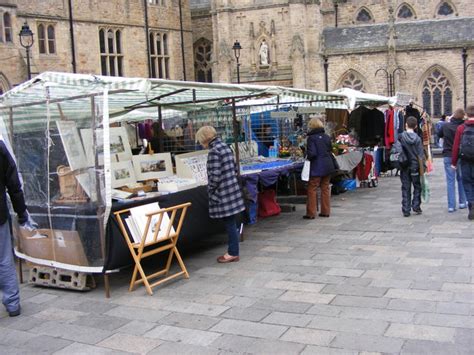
[270,111,297,118]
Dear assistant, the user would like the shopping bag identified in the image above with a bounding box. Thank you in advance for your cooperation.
[301,160,310,182]
[421,174,430,203]
[257,189,281,218]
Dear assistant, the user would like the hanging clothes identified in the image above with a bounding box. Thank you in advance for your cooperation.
[348,106,384,147]
[384,108,395,148]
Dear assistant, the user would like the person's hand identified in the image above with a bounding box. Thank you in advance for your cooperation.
[18,211,38,232]
[451,164,457,170]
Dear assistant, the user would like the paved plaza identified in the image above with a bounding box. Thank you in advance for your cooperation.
[0,157,472,354]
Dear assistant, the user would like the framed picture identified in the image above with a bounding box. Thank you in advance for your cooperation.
[81,127,131,167]
[56,121,88,171]
[132,153,173,181]
[111,160,136,188]
[175,150,209,184]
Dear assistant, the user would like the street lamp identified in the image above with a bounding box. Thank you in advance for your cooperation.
[232,40,242,84]
[323,56,329,91]
[375,67,406,96]
[19,22,34,80]
[462,48,474,110]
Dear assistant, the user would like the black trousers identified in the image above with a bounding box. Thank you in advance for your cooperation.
[400,169,421,214]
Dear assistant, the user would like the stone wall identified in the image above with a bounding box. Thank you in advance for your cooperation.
[0,0,194,89]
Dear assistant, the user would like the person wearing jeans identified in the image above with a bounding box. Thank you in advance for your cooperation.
[452,104,474,220]
[1,140,34,317]
[196,126,245,263]
[439,108,467,212]
[443,157,466,212]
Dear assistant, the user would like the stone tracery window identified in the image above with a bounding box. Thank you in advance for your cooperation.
[422,69,452,117]
[356,8,372,23]
[397,4,415,19]
[1,11,12,42]
[99,28,123,76]
[437,2,454,16]
[194,38,212,83]
[340,71,366,92]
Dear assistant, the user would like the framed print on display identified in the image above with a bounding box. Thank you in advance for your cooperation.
[81,127,131,167]
[56,121,88,171]
[111,160,136,188]
[132,153,173,181]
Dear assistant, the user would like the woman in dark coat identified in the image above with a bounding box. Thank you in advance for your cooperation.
[196,126,245,263]
[304,117,336,219]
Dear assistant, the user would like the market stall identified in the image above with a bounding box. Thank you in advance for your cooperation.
[0,72,350,284]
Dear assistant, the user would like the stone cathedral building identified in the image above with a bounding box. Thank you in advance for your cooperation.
[191,0,474,117]
[1,0,473,118]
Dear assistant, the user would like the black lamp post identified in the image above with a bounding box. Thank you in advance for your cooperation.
[323,56,329,91]
[462,48,474,110]
[375,67,406,96]
[19,22,34,80]
[232,40,242,84]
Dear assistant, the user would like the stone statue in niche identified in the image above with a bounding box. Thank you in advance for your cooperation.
[259,39,269,66]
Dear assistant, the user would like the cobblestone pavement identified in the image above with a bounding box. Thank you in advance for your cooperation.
[1,157,473,354]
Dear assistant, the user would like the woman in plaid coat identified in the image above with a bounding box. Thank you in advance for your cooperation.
[196,126,245,263]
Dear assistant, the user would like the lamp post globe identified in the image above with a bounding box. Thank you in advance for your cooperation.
[19,22,34,80]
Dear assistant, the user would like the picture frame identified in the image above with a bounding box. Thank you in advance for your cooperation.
[132,153,173,181]
[175,150,209,184]
[80,127,131,167]
[111,160,136,188]
[56,121,88,171]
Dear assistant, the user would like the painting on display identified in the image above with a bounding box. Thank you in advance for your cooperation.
[81,127,131,166]
[56,121,88,171]
[132,153,173,181]
[111,160,136,188]
[175,150,209,184]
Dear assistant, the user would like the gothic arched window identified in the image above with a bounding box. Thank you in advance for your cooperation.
[194,38,213,83]
[356,8,372,23]
[437,2,455,16]
[340,71,366,92]
[422,69,453,117]
[397,4,415,19]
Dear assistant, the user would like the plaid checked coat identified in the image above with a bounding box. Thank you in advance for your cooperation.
[206,138,245,219]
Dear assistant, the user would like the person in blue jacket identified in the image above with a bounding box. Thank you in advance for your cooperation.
[304,117,336,219]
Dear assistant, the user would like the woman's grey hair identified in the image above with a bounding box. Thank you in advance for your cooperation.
[308,117,324,130]
[195,126,217,145]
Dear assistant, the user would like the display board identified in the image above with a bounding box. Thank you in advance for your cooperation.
[175,150,209,184]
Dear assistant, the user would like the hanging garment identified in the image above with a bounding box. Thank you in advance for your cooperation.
[384,108,395,148]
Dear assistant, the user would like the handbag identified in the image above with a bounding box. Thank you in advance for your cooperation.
[301,159,310,181]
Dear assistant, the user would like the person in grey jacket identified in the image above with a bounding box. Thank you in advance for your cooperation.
[399,116,426,217]
[196,126,245,263]
[1,140,35,317]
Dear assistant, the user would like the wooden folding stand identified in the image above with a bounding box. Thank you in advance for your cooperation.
[114,202,191,295]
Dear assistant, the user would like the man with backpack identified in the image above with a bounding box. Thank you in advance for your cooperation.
[399,116,425,217]
[451,105,474,220]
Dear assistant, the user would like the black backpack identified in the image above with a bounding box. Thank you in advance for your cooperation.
[460,124,474,162]
[390,140,409,169]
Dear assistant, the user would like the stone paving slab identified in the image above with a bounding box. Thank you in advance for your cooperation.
[2,158,472,354]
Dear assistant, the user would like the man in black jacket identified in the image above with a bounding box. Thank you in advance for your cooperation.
[438,108,467,212]
[399,116,425,217]
[0,140,32,317]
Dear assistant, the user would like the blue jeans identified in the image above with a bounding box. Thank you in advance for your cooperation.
[222,215,239,257]
[460,160,474,206]
[0,221,20,313]
[443,157,466,210]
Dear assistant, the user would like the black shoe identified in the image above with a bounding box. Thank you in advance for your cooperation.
[413,208,422,215]
[318,214,329,217]
[403,212,411,217]
[8,306,21,317]
[303,215,315,219]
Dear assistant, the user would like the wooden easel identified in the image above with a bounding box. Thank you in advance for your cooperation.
[114,202,191,295]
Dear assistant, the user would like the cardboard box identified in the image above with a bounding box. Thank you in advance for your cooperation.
[17,228,89,266]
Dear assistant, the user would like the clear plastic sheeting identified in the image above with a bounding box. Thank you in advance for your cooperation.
[0,92,109,272]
